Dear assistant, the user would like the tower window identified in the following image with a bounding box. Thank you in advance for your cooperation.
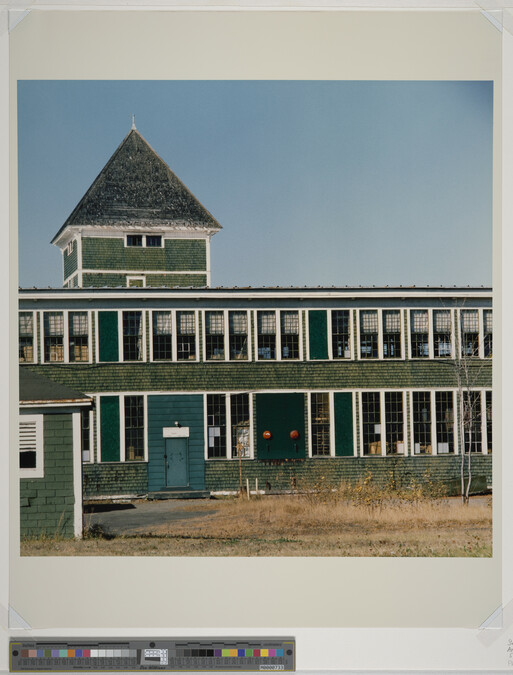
[146,235,162,247]
[127,235,143,247]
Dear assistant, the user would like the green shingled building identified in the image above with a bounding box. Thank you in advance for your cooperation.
[19,125,493,510]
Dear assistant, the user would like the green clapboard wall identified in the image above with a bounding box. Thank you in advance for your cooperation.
[309,310,329,360]
[256,393,306,459]
[334,392,354,456]
[100,396,120,461]
[98,311,119,362]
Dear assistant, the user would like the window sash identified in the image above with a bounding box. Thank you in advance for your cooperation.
[281,311,299,335]
[258,311,276,335]
[153,311,172,335]
[206,311,224,335]
[177,311,195,335]
[411,310,428,333]
[19,313,33,336]
[44,312,64,336]
[461,310,479,332]
[383,310,400,333]
[69,312,88,336]
[360,310,378,333]
[229,311,247,335]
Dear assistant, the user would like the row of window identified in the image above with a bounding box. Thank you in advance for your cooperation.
[19,307,493,364]
[78,389,491,464]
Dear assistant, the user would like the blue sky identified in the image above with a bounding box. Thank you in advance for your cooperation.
[17,80,493,288]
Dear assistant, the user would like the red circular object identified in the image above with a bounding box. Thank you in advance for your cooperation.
[263,430,272,440]
[290,430,300,440]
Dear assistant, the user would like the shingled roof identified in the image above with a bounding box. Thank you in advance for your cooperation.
[52,128,221,242]
[20,368,91,406]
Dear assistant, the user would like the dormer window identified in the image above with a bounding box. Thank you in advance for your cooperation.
[127,235,143,247]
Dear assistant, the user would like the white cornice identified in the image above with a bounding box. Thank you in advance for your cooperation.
[52,223,218,247]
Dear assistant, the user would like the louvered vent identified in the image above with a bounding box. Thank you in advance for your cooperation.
[19,419,37,469]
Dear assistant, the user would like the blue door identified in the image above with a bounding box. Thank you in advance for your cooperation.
[165,437,189,487]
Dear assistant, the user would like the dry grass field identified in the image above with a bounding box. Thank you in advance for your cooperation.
[21,475,492,557]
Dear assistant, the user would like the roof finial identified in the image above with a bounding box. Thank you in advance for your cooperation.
[131,114,136,130]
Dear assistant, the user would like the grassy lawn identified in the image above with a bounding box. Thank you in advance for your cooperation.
[21,492,492,557]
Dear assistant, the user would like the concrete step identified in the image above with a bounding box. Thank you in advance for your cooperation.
[148,489,211,500]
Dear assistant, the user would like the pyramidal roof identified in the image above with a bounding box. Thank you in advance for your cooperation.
[52,127,221,242]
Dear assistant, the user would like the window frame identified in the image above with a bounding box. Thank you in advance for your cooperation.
[407,309,457,360]
[149,309,199,363]
[124,233,164,248]
[358,390,408,457]
[201,309,252,363]
[357,309,404,361]
[41,310,92,365]
[254,309,303,362]
[308,391,335,458]
[19,413,44,478]
[203,392,254,460]
[97,393,148,463]
[126,275,146,288]
[121,310,146,362]
[458,308,491,360]
[19,310,37,364]
[329,309,354,360]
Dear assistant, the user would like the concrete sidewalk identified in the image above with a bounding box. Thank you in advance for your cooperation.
[84,500,216,536]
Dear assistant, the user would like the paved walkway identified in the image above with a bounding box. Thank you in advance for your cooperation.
[84,500,216,536]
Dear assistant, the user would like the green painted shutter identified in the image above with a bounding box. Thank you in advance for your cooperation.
[100,396,120,462]
[255,393,306,459]
[98,311,119,362]
[309,310,329,360]
[334,392,354,456]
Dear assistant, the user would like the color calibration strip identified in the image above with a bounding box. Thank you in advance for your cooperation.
[11,638,295,671]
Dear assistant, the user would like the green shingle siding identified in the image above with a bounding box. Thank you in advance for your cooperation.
[100,396,120,462]
[20,414,75,538]
[83,273,127,288]
[309,310,329,360]
[83,462,148,497]
[63,244,78,280]
[146,274,207,288]
[205,455,492,492]
[81,237,206,272]
[147,394,205,491]
[29,360,491,394]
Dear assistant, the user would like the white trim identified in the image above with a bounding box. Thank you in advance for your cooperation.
[352,391,358,457]
[19,401,90,409]
[206,235,212,288]
[72,411,83,538]
[53,225,217,248]
[163,426,190,438]
[20,287,493,302]
[127,275,146,288]
[19,413,44,479]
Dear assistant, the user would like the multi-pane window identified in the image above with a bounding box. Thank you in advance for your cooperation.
[19,312,34,363]
[360,311,378,359]
[410,310,429,358]
[382,311,401,359]
[331,310,351,359]
[127,234,143,247]
[207,394,227,458]
[124,395,145,461]
[176,311,196,361]
[122,311,143,361]
[412,391,432,454]
[229,311,248,361]
[311,392,331,456]
[463,391,482,453]
[231,393,250,458]
[461,310,479,357]
[44,312,64,362]
[435,391,454,453]
[486,391,492,453]
[484,310,493,357]
[205,311,225,360]
[280,311,299,360]
[152,311,172,360]
[257,311,276,360]
[146,235,162,247]
[362,392,381,455]
[433,310,452,358]
[69,312,89,362]
[385,392,404,454]
[81,408,91,462]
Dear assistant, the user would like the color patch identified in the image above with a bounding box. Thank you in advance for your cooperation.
[222,649,230,657]
[245,649,253,657]
[269,649,276,657]
[230,649,237,657]
[238,649,245,657]
[52,650,59,658]
[261,649,269,657]
[29,651,37,658]
[59,650,67,657]
[214,649,222,657]
[83,650,90,657]
[75,650,82,657]
[254,649,261,657]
